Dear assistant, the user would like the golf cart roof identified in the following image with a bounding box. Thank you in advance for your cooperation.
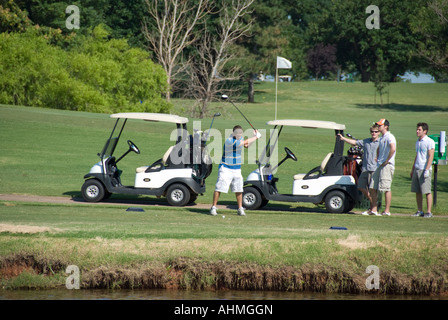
[266,119,345,130]
[111,113,189,124]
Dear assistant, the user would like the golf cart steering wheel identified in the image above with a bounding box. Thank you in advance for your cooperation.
[284,147,297,161]
[127,140,140,154]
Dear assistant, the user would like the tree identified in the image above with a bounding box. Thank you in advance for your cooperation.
[371,49,389,106]
[10,0,148,48]
[186,0,254,118]
[411,0,448,79]
[308,0,426,82]
[306,43,337,80]
[0,0,32,33]
[102,0,148,47]
[237,0,302,102]
[142,0,211,101]
[12,0,109,34]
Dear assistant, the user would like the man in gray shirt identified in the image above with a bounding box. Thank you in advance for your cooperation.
[338,124,380,215]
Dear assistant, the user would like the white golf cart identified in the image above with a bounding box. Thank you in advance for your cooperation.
[242,119,359,213]
[81,113,212,206]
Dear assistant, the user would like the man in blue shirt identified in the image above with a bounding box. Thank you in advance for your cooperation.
[338,124,380,215]
[210,125,260,216]
[369,118,397,216]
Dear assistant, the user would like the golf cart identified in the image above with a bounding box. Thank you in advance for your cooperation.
[81,113,212,206]
[242,119,359,213]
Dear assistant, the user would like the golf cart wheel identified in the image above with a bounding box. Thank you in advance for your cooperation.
[260,198,269,208]
[81,179,106,203]
[324,190,347,214]
[345,198,355,213]
[166,184,191,207]
[242,187,262,210]
[188,193,198,204]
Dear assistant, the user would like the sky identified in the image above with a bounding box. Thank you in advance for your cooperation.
[398,72,436,83]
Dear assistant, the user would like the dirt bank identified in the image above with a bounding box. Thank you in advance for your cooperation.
[1,254,446,295]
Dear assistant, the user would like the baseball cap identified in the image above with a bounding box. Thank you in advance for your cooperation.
[375,118,390,126]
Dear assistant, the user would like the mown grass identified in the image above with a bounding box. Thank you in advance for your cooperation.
[1,81,448,292]
[1,81,448,213]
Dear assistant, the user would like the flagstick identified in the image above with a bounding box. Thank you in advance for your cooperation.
[275,66,278,120]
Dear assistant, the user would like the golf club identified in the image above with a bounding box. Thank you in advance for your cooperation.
[203,112,221,143]
[221,94,256,131]
[209,112,221,131]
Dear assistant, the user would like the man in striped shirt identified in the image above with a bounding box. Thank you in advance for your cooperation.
[210,125,260,216]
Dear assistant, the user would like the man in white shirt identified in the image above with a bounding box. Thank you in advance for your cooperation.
[410,122,435,218]
[369,119,397,216]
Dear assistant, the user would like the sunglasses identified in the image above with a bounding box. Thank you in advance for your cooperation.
[370,131,379,133]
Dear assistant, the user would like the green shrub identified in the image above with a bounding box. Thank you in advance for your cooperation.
[0,29,56,106]
[0,25,171,113]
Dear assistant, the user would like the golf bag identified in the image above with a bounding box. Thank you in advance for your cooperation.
[344,145,363,184]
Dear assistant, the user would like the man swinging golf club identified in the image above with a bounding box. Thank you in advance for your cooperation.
[210,125,261,216]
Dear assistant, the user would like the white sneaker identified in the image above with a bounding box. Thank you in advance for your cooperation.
[381,211,391,216]
[237,207,246,216]
[361,209,371,216]
[210,206,217,216]
[370,211,380,216]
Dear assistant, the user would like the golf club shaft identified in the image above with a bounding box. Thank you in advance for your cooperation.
[229,100,256,131]
[204,114,220,143]
[209,118,215,132]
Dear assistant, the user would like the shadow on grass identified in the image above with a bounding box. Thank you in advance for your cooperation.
[63,191,337,214]
[433,178,448,193]
[64,191,82,198]
[356,103,448,112]
[63,191,169,206]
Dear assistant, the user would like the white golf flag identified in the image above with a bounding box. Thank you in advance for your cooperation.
[275,56,292,120]
[277,56,292,69]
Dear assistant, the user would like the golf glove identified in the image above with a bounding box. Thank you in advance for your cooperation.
[424,170,430,178]
[256,131,262,139]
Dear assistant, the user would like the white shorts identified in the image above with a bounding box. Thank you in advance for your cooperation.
[215,166,244,193]
[370,164,394,192]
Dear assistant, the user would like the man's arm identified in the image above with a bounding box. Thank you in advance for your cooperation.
[337,133,357,146]
[426,148,435,171]
[244,130,261,148]
[411,154,417,178]
[375,144,379,163]
[381,142,396,166]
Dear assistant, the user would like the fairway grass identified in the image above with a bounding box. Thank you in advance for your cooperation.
[1,81,448,294]
[1,81,448,214]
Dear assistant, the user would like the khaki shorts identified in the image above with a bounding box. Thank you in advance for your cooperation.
[411,169,432,194]
[358,171,374,190]
[370,164,394,192]
[215,166,244,193]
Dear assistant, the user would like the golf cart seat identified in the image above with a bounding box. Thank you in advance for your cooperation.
[136,146,175,173]
[293,152,333,180]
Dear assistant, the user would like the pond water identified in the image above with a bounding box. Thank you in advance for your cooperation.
[0,288,445,300]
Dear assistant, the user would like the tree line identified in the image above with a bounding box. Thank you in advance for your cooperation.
[1,0,447,116]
